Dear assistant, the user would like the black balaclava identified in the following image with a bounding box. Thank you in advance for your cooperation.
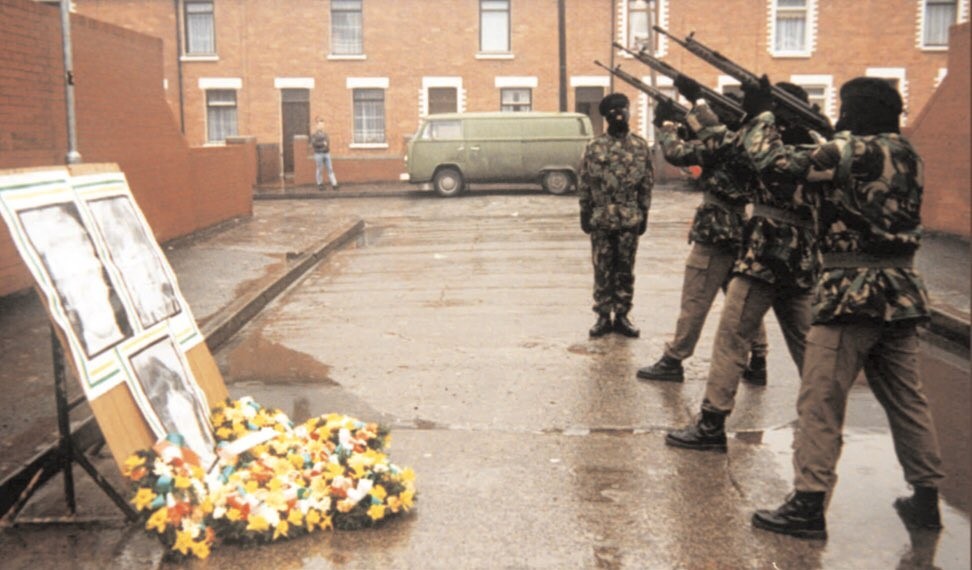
[599,93,630,138]
[774,82,814,145]
[835,77,903,136]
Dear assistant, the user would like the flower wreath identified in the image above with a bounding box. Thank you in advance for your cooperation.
[123,397,416,559]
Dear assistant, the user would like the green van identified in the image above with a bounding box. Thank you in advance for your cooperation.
[403,112,593,197]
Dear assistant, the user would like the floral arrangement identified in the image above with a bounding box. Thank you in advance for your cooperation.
[123,397,416,559]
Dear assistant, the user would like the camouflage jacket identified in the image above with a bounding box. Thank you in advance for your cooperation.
[658,127,748,251]
[745,114,929,324]
[693,110,820,290]
[578,132,653,232]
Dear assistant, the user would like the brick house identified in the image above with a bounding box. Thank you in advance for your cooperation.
[67,0,969,185]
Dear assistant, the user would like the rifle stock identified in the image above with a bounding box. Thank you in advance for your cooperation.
[653,25,834,137]
[612,42,745,126]
[593,60,689,122]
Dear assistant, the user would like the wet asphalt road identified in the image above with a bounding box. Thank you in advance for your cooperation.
[200,190,970,569]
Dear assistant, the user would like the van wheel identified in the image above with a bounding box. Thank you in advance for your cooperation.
[542,170,573,195]
[434,167,464,197]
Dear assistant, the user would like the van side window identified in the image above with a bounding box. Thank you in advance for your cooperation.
[424,120,462,140]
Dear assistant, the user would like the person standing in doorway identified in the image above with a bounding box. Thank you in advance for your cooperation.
[578,93,653,338]
[311,117,338,191]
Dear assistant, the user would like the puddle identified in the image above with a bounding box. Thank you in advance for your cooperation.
[221,331,337,385]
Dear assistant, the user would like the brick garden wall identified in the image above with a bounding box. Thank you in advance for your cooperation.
[0,0,254,297]
[907,23,970,238]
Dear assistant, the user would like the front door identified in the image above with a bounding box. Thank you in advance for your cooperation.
[281,89,310,174]
[575,86,604,136]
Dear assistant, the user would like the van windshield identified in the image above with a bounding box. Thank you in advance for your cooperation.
[421,120,462,140]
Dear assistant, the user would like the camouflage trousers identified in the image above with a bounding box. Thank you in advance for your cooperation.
[589,229,639,316]
[664,243,768,362]
[793,322,945,494]
[702,275,812,414]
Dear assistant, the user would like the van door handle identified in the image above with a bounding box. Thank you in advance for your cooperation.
[469,145,481,151]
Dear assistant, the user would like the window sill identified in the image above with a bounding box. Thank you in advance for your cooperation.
[770,51,812,59]
[349,143,389,149]
[328,54,367,61]
[181,54,219,62]
[919,45,949,52]
[475,52,514,60]
[203,141,227,147]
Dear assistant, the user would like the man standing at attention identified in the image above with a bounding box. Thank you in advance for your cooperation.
[311,117,338,191]
[578,93,653,338]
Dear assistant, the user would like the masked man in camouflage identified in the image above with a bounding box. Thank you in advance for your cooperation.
[747,77,945,540]
[664,80,821,453]
[579,93,653,338]
[636,79,769,384]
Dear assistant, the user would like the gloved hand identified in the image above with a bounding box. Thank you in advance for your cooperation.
[638,217,648,236]
[811,140,843,170]
[581,210,593,234]
[652,99,681,128]
[686,102,721,133]
[742,74,774,117]
[674,74,702,103]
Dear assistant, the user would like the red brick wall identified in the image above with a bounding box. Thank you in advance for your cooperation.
[908,23,970,238]
[0,0,254,297]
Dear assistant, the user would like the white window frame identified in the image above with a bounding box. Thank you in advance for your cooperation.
[420,77,465,118]
[198,78,241,145]
[865,67,910,126]
[916,0,969,50]
[789,74,835,125]
[346,77,389,148]
[330,0,364,57]
[768,0,817,58]
[717,75,742,97]
[478,0,511,57]
[934,67,948,88]
[181,0,217,61]
[618,0,669,57]
[495,77,537,112]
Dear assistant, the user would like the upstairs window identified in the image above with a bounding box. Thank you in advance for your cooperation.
[480,0,510,53]
[500,88,531,112]
[922,0,957,47]
[772,0,810,55]
[206,89,237,143]
[628,0,651,50]
[184,0,215,55]
[332,0,363,55]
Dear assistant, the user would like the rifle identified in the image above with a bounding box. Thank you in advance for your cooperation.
[612,42,745,126]
[653,26,834,137]
[594,60,689,123]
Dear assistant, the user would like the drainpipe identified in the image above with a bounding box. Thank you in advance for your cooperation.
[609,0,616,92]
[558,0,567,112]
[174,0,186,133]
[59,0,81,164]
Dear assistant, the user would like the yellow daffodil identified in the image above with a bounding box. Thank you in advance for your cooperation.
[146,507,168,533]
[305,509,321,530]
[190,539,211,559]
[401,468,416,483]
[173,529,195,555]
[336,499,355,513]
[272,520,289,540]
[216,427,233,440]
[370,485,387,502]
[131,488,156,511]
[211,412,225,426]
[387,496,402,513]
[288,453,304,469]
[367,504,386,521]
[324,462,345,480]
[122,455,145,476]
[190,465,205,479]
[287,508,303,527]
[400,489,415,511]
[244,480,259,494]
[226,507,243,522]
[319,513,334,531]
[200,498,215,515]
[246,515,270,533]
[265,491,288,513]
[267,478,283,493]
[174,475,192,489]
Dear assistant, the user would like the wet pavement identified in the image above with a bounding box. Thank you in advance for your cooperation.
[0,183,969,569]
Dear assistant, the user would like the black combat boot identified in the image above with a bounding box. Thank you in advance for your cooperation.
[742,353,768,386]
[613,312,640,338]
[665,409,727,452]
[636,355,684,382]
[752,491,827,540]
[894,486,943,530]
[589,314,613,338]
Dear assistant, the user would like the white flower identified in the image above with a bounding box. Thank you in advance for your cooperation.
[345,479,374,506]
